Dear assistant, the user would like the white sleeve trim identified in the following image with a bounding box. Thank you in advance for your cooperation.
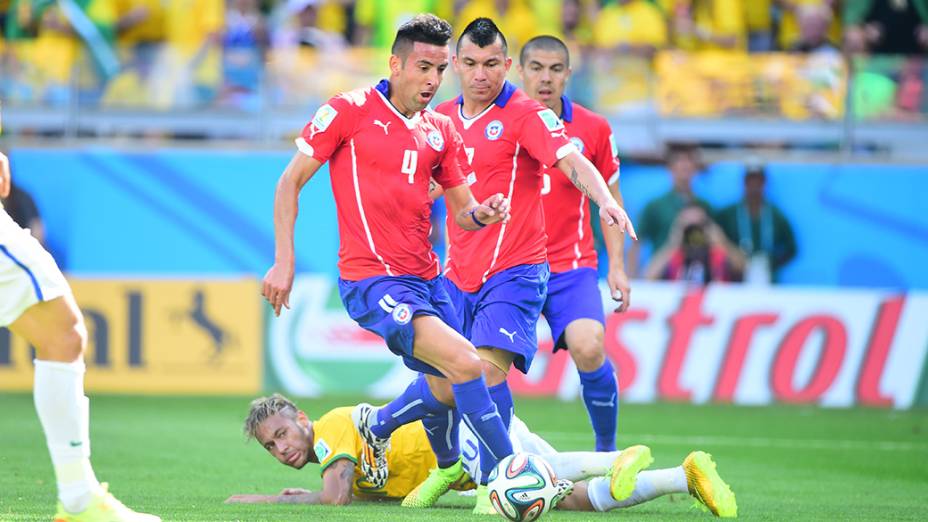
[294,137,315,158]
[607,170,620,186]
[555,143,578,161]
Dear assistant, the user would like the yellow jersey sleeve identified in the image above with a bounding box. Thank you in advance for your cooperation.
[312,408,360,475]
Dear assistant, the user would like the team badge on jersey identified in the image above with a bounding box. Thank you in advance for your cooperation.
[485,120,504,141]
[311,104,338,133]
[537,109,565,132]
[570,137,585,153]
[426,130,445,151]
[314,439,330,462]
[392,303,412,325]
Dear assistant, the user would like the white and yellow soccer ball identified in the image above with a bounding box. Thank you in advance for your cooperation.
[487,453,560,522]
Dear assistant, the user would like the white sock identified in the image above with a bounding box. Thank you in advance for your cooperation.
[34,359,101,513]
[545,450,621,481]
[587,466,689,511]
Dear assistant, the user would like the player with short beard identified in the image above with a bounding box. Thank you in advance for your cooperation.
[261,14,515,494]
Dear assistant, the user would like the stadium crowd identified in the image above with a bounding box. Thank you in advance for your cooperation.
[0,1,926,116]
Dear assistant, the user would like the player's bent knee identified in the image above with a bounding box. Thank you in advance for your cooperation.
[50,324,87,362]
[442,351,483,383]
[570,340,605,372]
[566,323,605,372]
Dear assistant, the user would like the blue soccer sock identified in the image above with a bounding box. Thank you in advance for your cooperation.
[488,381,514,430]
[478,381,515,482]
[452,376,513,485]
[579,359,619,452]
[372,375,448,439]
[421,408,461,469]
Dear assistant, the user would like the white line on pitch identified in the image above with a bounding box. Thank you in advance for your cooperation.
[538,432,927,452]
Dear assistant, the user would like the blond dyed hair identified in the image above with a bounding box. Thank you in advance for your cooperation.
[243,393,300,441]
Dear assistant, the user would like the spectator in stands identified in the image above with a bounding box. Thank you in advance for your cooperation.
[272,0,346,51]
[628,144,714,277]
[1,178,45,246]
[644,204,745,284]
[744,0,774,52]
[356,0,451,49]
[114,0,165,64]
[560,0,595,46]
[592,0,668,59]
[895,58,927,118]
[662,0,746,51]
[5,0,118,105]
[845,0,928,54]
[150,0,224,108]
[775,0,842,51]
[789,4,839,55]
[715,161,796,284]
[105,0,165,107]
[220,0,268,108]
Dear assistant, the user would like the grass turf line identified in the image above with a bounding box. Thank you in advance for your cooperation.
[0,394,926,521]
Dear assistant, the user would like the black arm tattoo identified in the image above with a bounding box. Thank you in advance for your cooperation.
[569,166,596,201]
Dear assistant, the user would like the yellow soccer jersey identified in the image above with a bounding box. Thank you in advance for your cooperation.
[312,407,439,499]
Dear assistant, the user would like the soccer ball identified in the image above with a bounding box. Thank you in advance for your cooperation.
[487,453,559,521]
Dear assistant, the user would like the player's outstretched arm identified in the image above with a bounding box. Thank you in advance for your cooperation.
[263,152,323,317]
[224,459,355,506]
[0,152,10,198]
[555,151,637,240]
[443,184,511,231]
[602,179,631,312]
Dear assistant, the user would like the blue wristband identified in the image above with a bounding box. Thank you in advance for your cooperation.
[470,208,487,228]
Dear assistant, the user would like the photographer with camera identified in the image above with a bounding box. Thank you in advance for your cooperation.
[644,205,746,284]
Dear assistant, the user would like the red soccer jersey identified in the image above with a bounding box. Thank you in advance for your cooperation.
[435,81,575,292]
[542,97,620,273]
[296,80,467,281]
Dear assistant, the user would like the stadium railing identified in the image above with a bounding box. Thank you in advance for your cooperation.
[1,44,926,157]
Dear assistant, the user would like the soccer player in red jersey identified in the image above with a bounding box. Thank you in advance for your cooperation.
[427,18,636,513]
[519,35,629,453]
[262,14,515,495]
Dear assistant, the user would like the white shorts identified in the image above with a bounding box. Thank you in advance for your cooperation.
[459,415,557,484]
[0,208,70,327]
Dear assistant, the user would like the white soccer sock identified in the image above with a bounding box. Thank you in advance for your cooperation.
[587,466,689,512]
[34,359,101,513]
[544,450,621,481]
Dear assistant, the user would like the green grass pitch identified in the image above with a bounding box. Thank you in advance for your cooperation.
[1,394,926,521]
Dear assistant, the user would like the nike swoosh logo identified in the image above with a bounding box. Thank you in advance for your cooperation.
[69,441,83,447]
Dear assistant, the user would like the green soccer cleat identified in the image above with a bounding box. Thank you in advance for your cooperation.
[683,451,738,518]
[402,458,466,508]
[608,444,654,501]
[473,484,497,515]
[53,483,160,522]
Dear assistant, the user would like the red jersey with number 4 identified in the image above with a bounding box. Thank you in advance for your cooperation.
[297,80,467,281]
[435,81,575,292]
[542,97,620,273]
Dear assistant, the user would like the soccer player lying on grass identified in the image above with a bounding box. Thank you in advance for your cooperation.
[225,394,737,517]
